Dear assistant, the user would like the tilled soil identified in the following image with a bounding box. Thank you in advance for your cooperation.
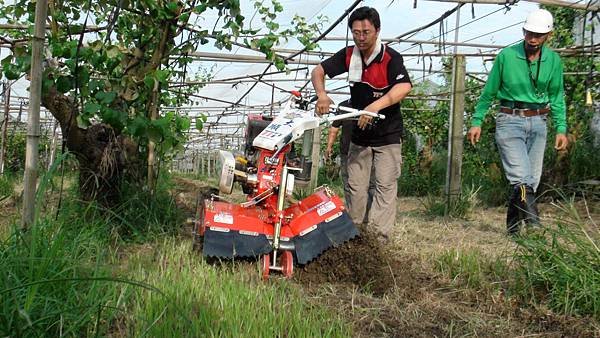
[295,226,433,297]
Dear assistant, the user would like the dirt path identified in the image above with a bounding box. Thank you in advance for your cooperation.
[171,177,600,337]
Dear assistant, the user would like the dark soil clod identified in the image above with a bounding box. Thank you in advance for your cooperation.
[296,226,398,296]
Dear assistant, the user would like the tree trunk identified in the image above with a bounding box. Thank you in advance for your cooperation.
[42,86,141,205]
[147,79,160,191]
[47,120,58,170]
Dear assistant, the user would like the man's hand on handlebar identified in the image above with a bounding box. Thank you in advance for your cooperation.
[315,94,333,115]
[357,104,378,130]
[357,114,373,130]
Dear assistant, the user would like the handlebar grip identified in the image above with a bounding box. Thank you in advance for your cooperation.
[362,111,385,120]
[329,104,385,120]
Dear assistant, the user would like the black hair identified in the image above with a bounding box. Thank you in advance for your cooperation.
[348,6,380,30]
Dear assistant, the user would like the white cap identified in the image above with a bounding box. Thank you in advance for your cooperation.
[523,9,554,34]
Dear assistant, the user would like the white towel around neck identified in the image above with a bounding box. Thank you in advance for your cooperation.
[348,39,383,84]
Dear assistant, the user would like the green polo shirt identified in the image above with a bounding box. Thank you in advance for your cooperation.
[472,41,567,134]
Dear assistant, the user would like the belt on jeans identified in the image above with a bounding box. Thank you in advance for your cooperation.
[499,100,547,109]
[499,107,550,117]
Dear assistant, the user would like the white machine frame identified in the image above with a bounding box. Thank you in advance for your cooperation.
[252,96,385,152]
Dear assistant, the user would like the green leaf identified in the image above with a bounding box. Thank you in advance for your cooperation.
[3,64,20,80]
[195,117,204,131]
[76,115,91,129]
[95,91,117,105]
[56,76,72,93]
[50,42,65,57]
[162,138,174,151]
[144,75,156,89]
[15,55,31,72]
[274,58,286,71]
[266,21,279,31]
[235,14,244,26]
[127,116,148,137]
[83,102,101,114]
[147,125,163,142]
[101,108,126,130]
[42,77,54,93]
[106,45,120,58]
[179,12,189,23]
[152,116,171,134]
[194,119,203,131]
[55,10,67,22]
[166,1,179,13]
[194,4,207,14]
[77,67,90,86]
[273,1,283,12]
[14,5,25,18]
[88,79,103,92]
[155,69,170,83]
[88,40,104,52]
[1,55,13,67]
[176,116,190,131]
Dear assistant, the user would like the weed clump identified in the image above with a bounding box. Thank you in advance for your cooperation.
[513,205,600,319]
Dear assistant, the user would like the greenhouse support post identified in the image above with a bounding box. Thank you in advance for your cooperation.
[22,0,48,229]
[0,81,10,174]
[445,54,466,210]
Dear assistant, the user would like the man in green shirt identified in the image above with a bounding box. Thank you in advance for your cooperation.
[467,8,568,235]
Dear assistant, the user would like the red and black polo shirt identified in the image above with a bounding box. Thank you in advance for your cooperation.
[321,45,411,147]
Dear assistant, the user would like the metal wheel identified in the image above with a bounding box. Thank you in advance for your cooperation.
[262,254,271,281]
[281,250,294,279]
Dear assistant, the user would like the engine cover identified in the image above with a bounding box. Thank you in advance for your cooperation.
[252,109,320,151]
[217,150,236,194]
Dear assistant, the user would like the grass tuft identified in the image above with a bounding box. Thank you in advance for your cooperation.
[422,185,480,219]
[512,198,600,319]
[0,173,17,203]
[435,248,509,289]
[0,215,122,336]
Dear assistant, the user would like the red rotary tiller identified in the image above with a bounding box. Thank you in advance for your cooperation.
[193,92,384,279]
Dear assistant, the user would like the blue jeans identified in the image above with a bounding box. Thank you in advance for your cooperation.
[495,112,548,192]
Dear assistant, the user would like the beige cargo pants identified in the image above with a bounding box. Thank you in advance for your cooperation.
[346,142,402,235]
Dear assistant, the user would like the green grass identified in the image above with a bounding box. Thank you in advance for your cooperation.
[1,155,125,336]
[435,248,509,289]
[0,173,17,202]
[434,196,600,320]
[422,185,480,219]
[1,167,353,337]
[103,180,185,241]
[123,238,352,337]
[512,198,600,319]
[0,212,123,336]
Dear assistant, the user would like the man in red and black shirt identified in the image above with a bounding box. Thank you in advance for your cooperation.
[311,6,412,241]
